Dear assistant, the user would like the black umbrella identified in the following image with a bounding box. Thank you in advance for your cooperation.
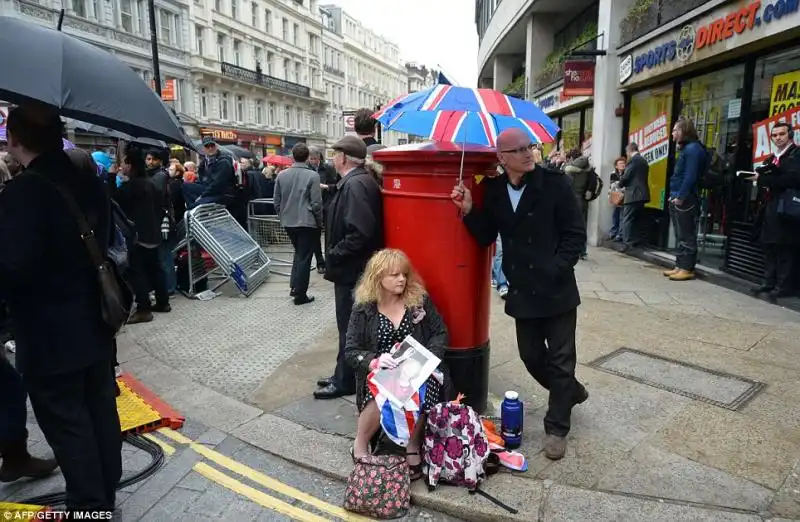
[222,145,255,159]
[76,123,168,149]
[0,16,192,147]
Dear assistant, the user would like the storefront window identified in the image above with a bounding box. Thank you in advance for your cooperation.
[628,85,672,211]
[582,107,593,161]
[561,112,581,152]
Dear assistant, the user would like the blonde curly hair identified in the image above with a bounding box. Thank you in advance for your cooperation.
[355,249,426,308]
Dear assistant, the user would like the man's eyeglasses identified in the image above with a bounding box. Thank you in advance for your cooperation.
[500,144,535,154]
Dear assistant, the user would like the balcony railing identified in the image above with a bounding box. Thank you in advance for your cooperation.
[533,65,564,92]
[324,64,345,78]
[221,62,310,98]
[619,0,711,48]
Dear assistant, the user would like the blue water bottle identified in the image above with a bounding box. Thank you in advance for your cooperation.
[501,391,523,449]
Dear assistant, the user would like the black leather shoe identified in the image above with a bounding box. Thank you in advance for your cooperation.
[317,265,326,275]
[768,289,793,303]
[294,295,315,305]
[317,376,334,388]
[574,383,589,405]
[314,384,354,400]
[750,285,774,296]
[289,288,297,297]
[314,384,345,399]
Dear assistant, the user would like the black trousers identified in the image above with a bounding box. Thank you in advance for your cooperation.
[24,358,122,512]
[286,227,319,298]
[333,282,357,393]
[515,308,581,437]
[314,234,325,268]
[668,195,699,271]
[130,244,168,311]
[763,243,798,293]
[621,201,645,246]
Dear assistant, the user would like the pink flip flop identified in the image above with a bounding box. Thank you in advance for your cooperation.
[494,450,528,472]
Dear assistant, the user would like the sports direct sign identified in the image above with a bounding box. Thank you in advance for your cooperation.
[751,106,800,168]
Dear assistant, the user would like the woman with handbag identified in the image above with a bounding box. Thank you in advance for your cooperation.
[344,249,449,480]
[607,156,627,241]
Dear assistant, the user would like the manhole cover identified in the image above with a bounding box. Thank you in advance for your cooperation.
[589,348,765,410]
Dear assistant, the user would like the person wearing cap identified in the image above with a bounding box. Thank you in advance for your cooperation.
[182,136,237,208]
[314,135,384,400]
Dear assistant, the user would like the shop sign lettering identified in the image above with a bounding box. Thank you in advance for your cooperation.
[628,113,670,166]
[535,88,589,114]
[769,69,800,116]
[627,0,799,82]
[751,106,800,167]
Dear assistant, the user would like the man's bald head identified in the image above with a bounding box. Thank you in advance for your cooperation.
[496,128,530,151]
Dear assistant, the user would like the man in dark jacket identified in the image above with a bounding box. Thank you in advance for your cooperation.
[664,118,706,281]
[309,146,340,273]
[0,104,121,515]
[183,136,237,208]
[354,108,379,148]
[451,128,588,461]
[619,142,650,250]
[750,122,800,303]
[315,136,383,400]
[146,150,175,294]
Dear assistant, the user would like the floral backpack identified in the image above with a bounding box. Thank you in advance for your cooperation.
[423,397,490,490]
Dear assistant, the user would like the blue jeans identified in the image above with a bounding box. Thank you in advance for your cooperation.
[0,356,28,444]
[492,235,507,289]
[159,239,177,294]
[609,206,622,239]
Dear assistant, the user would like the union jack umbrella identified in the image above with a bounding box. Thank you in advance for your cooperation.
[373,85,559,147]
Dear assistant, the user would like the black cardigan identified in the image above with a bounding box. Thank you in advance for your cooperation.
[344,294,450,407]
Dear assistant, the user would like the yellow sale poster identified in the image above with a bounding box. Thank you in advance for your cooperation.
[770,70,800,117]
[629,86,672,210]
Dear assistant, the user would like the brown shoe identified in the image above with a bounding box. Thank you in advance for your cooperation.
[0,439,58,483]
[669,270,695,281]
[544,434,567,460]
[662,267,679,277]
[127,311,154,324]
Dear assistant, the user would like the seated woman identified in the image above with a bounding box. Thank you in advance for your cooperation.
[345,249,448,480]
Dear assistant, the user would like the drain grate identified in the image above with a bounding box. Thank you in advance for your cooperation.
[589,348,766,411]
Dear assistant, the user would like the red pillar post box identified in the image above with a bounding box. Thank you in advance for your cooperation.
[373,143,497,413]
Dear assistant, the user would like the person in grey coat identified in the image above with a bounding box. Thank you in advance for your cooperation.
[274,142,323,305]
[619,142,650,250]
[564,154,593,258]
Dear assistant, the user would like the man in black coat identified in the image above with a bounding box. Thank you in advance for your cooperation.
[183,136,237,208]
[315,136,383,399]
[750,122,800,303]
[451,128,588,461]
[618,142,650,250]
[0,105,121,515]
[309,146,341,273]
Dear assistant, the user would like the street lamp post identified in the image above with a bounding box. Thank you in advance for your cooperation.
[148,0,162,96]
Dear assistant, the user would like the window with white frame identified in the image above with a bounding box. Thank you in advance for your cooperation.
[283,59,291,81]
[254,47,264,69]
[136,0,146,33]
[159,10,172,44]
[282,18,288,41]
[293,23,299,46]
[284,105,291,127]
[200,88,208,118]
[295,62,302,85]
[120,0,133,32]
[220,92,229,120]
[236,95,244,121]
[231,0,238,19]
[256,100,264,124]
[251,2,258,26]
[217,33,225,62]
[268,102,275,125]
[195,25,204,55]
[72,0,86,17]
[214,0,220,11]
[266,52,274,76]
[296,108,302,130]
[264,9,271,33]
[233,40,241,66]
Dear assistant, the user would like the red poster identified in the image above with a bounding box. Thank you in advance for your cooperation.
[751,106,800,168]
[563,60,595,97]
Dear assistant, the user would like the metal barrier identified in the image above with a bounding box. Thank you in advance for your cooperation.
[247,198,319,277]
[180,204,271,297]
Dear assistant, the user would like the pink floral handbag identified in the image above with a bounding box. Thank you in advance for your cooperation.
[343,454,410,519]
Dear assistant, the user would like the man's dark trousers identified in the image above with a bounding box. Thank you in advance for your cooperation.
[763,244,798,293]
[286,227,318,298]
[24,358,122,512]
[515,308,582,437]
[333,283,356,393]
[669,195,699,270]
[0,355,27,444]
[621,201,645,246]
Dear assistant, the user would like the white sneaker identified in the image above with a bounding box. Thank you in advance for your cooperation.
[490,279,497,288]
[498,286,509,299]
[4,340,15,353]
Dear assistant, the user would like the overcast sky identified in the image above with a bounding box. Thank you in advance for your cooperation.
[328,0,479,86]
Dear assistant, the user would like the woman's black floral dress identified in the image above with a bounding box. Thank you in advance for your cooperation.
[358,309,443,413]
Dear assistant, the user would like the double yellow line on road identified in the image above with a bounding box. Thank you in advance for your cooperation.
[143,428,370,522]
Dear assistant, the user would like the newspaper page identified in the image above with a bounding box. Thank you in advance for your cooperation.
[369,335,441,409]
